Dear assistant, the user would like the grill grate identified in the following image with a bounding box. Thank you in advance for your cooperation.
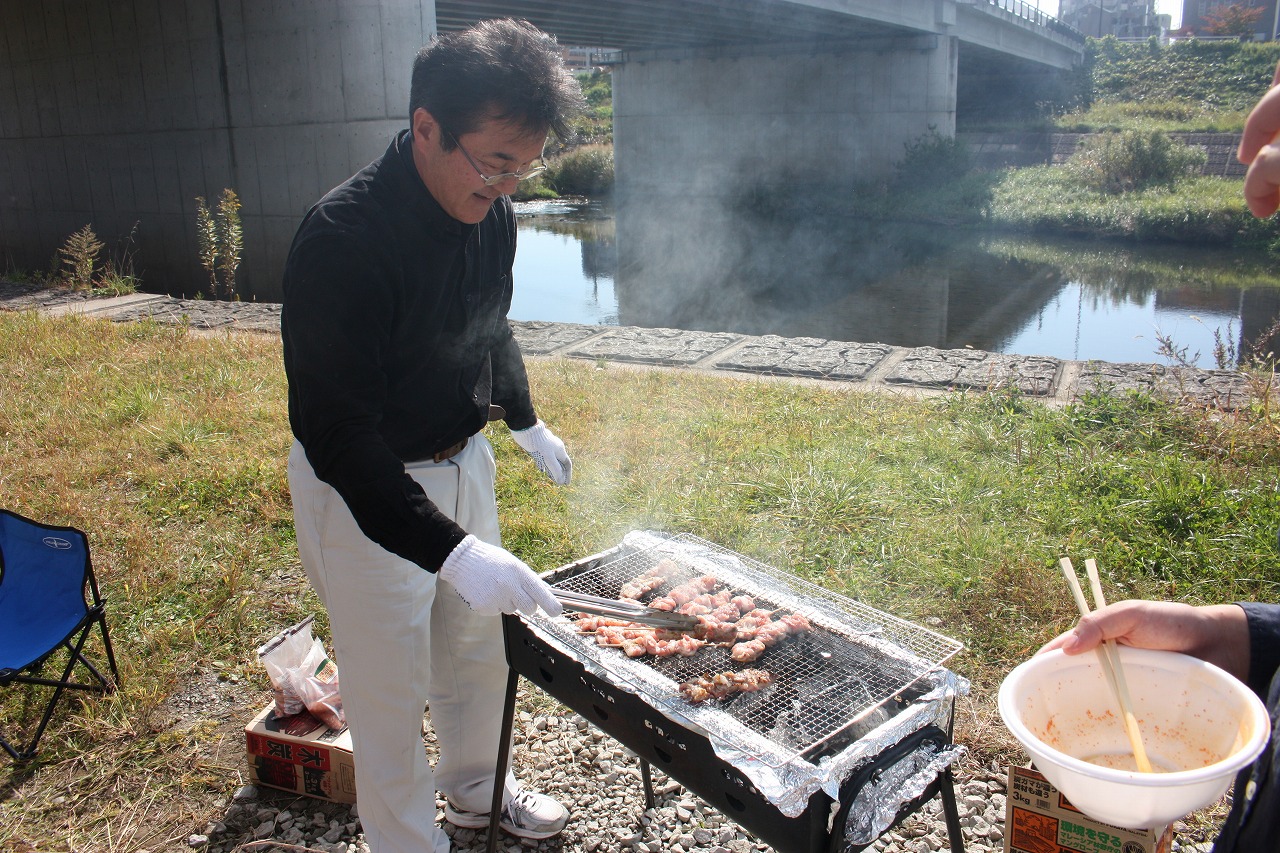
[533,533,962,763]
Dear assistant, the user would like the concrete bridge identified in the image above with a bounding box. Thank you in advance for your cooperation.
[0,0,1083,302]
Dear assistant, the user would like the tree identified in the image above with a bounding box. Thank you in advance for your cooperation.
[1201,3,1265,37]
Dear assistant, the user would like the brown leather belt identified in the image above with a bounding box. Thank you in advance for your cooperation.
[430,407,505,463]
[433,437,469,463]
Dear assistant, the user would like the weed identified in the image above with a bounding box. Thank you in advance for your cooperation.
[196,197,218,296]
[217,189,243,298]
[93,263,140,297]
[57,224,104,290]
[93,222,143,297]
[195,189,244,300]
[1,257,44,285]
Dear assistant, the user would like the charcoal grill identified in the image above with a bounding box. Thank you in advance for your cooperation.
[485,532,969,853]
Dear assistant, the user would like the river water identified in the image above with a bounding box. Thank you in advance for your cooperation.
[511,200,1280,370]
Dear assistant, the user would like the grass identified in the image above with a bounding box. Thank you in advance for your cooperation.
[986,168,1280,248]
[1051,99,1254,134]
[833,167,1280,252]
[2,312,1279,850]
[1047,37,1280,134]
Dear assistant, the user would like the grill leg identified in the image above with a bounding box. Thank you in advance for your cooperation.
[939,767,965,853]
[486,667,520,853]
[639,758,655,810]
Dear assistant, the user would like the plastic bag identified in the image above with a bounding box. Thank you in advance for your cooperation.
[257,614,345,731]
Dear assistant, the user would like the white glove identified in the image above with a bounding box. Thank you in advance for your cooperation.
[510,420,572,485]
[438,535,563,617]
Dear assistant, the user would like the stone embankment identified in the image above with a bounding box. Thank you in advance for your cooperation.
[958,130,1247,178]
[0,282,1257,410]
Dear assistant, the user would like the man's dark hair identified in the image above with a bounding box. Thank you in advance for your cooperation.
[410,18,584,148]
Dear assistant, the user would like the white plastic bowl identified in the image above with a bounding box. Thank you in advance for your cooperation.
[998,646,1270,829]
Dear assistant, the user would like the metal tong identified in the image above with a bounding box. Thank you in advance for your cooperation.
[552,589,701,632]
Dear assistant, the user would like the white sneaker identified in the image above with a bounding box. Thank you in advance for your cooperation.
[445,789,569,840]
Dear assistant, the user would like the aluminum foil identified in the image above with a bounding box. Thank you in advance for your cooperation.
[531,530,971,818]
[840,741,970,847]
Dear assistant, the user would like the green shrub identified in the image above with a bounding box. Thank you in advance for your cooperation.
[510,175,560,201]
[876,130,996,222]
[547,144,614,196]
[579,69,611,109]
[1065,130,1207,194]
[893,130,976,190]
[572,70,613,144]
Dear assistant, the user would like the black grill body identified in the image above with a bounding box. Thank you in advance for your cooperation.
[483,532,962,850]
[500,613,964,853]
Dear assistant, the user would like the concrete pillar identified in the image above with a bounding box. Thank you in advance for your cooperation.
[0,0,434,302]
[612,35,958,201]
[611,36,958,335]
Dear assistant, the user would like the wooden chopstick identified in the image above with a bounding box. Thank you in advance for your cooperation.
[1058,557,1154,773]
[1082,559,1153,773]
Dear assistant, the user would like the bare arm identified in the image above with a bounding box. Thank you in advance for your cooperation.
[1039,600,1251,683]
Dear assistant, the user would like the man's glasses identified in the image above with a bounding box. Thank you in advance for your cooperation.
[447,131,547,187]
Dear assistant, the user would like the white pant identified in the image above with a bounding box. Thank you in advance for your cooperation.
[288,437,514,853]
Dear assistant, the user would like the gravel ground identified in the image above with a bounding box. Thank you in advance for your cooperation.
[192,693,1220,853]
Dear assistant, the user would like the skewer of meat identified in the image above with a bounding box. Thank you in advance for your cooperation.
[586,622,706,657]
[728,612,813,661]
[675,590,733,614]
[679,669,773,704]
[618,557,680,600]
[732,608,775,639]
[571,575,810,665]
[729,638,767,662]
[574,614,644,631]
[648,575,719,611]
[615,633,705,658]
[619,574,665,601]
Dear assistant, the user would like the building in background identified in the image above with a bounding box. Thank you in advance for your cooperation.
[560,46,607,70]
[1180,0,1278,39]
[1059,0,1164,37]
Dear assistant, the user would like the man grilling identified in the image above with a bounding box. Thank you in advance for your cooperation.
[281,19,583,853]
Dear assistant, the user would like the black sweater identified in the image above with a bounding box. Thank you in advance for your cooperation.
[1214,602,1280,851]
[282,129,537,572]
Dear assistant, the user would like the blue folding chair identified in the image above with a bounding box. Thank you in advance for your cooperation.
[0,508,120,761]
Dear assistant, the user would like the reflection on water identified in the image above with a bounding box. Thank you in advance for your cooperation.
[512,200,1280,369]
[512,201,617,326]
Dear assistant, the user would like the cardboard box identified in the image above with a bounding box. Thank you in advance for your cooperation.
[245,702,356,804]
[1004,765,1170,853]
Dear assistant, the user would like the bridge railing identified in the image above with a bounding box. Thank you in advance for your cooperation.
[963,0,1088,45]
